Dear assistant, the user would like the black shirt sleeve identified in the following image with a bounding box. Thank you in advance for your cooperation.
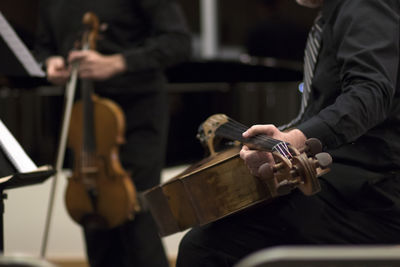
[297,0,399,150]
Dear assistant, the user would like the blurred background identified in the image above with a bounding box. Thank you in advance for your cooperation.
[0,0,318,166]
[0,0,318,265]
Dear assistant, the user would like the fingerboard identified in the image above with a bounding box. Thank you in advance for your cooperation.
[81,79,96,154]
[214,118,292,159]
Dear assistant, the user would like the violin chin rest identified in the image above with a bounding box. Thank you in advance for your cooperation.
[81,213,109,230]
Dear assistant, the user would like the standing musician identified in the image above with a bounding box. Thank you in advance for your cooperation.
[34,0,191,266]
[177,0,400,266]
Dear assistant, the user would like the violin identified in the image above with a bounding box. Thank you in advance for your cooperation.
[64,12,140,229]
[143,114,332,236]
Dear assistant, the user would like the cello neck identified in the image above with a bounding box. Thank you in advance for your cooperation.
[215,118,292,158]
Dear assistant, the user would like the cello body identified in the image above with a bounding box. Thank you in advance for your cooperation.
[145,146,273,237]
[144,114,331,236]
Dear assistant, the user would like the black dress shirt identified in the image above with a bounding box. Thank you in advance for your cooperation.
[35,0,191,93]
[296,0,400,171]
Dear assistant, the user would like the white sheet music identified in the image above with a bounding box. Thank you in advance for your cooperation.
[0,11,45,77]
[0,119,37,173]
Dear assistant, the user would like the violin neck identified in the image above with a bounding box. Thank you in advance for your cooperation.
[81,79,96,153]
[215,119,291,157]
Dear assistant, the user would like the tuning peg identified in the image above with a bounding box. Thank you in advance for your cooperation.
[314,152,332,169]
[259,162,274,180]
[299,138,322,156]
[258,162,293,196]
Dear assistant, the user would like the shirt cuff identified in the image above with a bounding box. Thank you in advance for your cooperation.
[296,116,339,149]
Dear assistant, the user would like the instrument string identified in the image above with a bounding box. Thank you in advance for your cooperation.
[208,117,292,159]
[226,118,280,146]
[225,119,292,158]
[219,119,278,146]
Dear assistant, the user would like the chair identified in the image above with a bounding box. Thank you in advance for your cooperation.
[235,245,400,267]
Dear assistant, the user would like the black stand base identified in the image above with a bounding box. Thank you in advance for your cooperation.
[0,191,7,252]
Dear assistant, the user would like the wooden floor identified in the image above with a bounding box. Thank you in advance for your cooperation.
[50,257,176,267]
[50,260,89,267]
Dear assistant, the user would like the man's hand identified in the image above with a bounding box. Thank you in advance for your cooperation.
[242,125,307,149]
[45,56,70,85]
[68,50,126,80]
[239,124,307,177]
[240,146,273,177]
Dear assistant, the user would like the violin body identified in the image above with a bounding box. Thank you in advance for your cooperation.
[63,12,139,229]
[65,94,139,229]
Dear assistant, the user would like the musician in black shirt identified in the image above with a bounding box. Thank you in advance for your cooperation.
[177,0,400,266]
[35,0,191,266]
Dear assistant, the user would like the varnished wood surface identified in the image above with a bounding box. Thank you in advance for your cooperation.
[145,146,273,236]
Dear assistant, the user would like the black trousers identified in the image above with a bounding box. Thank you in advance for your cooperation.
[83,90,169,267]
[176,163,400,267]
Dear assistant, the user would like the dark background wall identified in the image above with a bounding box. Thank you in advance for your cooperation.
[0,0,317,167]
[1,0,317,50]
[0,0,39,48]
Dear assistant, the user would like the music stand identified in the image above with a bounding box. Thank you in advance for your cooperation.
[0,166,54,252]
[0,12,53,254]
[0,11,45,78]
[0,120,54,252]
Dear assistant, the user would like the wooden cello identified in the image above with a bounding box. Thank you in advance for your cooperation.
[64,12,140,229]
[144,114,332,236]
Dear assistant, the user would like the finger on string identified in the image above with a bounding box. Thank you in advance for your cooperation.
[221,121,278,147]
[243,125,276,138]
